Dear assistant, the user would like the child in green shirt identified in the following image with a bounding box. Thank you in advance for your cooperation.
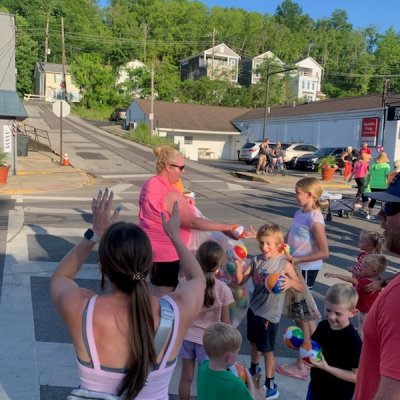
[197,322,254,400]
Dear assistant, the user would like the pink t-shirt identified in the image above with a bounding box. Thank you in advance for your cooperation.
[139,175,190,262]
[353,160,369,179]
[182,278,234,344]
[354,274,400,399]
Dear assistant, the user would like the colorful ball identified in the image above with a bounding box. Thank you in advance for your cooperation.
[283,326,304,349]
[277,243,291,255]
[233,244,248,260]
[300,340,322,364]
[234,362,247,383]
[265,273,285,294]
[232,225,245,239]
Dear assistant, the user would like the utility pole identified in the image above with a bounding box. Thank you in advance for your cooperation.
[60,16,67,165]
[43,17,49,100]
[150,62,154,133]
[381,79,390,146]
[211,27,216,79]
[262,65,298,139]
[143,23,147,63]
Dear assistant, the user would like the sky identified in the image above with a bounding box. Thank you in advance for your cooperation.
[98,0,400,33]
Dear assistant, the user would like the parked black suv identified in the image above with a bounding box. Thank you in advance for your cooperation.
[295,147,358,171]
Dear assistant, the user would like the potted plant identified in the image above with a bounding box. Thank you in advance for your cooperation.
[318,155,337,181]
[0,151,10,185]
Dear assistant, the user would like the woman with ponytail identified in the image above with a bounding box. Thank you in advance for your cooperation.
[51,189,206,399]
[178,240,234,400]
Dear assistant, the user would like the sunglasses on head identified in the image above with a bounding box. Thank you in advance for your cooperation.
[382,202,400,217]
[170,164,185,171]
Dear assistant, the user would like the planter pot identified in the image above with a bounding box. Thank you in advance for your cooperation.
[321,167,336,181]
[0,166,10,185]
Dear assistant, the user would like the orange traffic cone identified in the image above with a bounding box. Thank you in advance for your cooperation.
[63,152,70,166]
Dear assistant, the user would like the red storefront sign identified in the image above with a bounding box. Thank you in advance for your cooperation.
[361,117,379,145]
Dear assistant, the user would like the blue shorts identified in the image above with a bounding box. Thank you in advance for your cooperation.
[246,308,278,353]
[179,340,208,362]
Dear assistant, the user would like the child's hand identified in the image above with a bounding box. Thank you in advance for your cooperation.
[324,272,337,279]
[364,279,383,293]
[308,353,328,371]
[278,275,291,291]
[244,224,257,239]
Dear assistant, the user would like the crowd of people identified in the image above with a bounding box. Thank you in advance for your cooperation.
[256,138,286,175]
[50,144,400,400]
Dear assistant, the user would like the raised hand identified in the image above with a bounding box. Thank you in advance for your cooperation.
[91,189,120,237]
[161,201,181,241]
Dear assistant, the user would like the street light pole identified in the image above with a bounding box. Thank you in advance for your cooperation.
[262,65,298,140]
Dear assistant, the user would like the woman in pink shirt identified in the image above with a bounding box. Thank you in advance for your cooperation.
[139,145,237,296]
[347,152,370,207]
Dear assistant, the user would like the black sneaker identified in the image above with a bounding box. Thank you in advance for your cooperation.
[249,366,262,377]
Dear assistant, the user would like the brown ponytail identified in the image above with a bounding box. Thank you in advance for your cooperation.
[196,241,225,308]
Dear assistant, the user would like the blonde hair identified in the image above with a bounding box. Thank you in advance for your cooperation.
[325,283,358,310]
[362,254,387,276]
[203,322,242,358]
[360,230,384,254]
[256,223,284,246]
[375,151,390,164]
[153,145,182,173]
[296,177,329,210]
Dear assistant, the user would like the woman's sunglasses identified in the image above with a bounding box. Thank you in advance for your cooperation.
[170,164,185,171]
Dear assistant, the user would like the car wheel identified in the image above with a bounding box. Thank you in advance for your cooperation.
[245,161,251,165]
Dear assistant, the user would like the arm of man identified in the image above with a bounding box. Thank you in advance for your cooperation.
[373,376,400,400]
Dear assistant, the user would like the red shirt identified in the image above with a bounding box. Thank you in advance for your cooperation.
[359,147,371,156]
[355,275,400,399]
[356,277,381,313]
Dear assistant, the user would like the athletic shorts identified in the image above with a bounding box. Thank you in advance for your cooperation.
[302,270,319,289]
[150,260,180,288]
[179,340,208,361]
[246,308,278,353]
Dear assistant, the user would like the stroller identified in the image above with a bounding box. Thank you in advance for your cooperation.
[321,191,355,221]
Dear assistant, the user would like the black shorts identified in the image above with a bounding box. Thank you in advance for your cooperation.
[150,260,180,288]
[246,308,278,353]
[302,270,319,289]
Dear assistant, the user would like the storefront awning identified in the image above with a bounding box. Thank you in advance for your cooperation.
[0,90,28,120]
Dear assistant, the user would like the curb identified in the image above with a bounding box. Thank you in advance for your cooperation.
[233,171,273,183]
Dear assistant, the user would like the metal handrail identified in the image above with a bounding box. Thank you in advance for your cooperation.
[21,123,52,149]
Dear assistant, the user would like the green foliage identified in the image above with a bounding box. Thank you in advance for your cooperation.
[317,155,337,172]
[125,122,176,148]
[71,104,114,121]
[8,0,400,109]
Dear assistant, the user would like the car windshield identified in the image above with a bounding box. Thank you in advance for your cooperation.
[242,142,259,149]
[313,148,337,157]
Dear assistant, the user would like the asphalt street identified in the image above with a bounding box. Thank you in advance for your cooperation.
[0,102,399,399]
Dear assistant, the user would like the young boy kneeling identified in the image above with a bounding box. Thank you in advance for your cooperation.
[306,283,362,400]
[197,322,254,400]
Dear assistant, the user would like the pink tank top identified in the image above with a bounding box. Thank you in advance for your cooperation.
[139,175,190,262]
[77,295,180,399]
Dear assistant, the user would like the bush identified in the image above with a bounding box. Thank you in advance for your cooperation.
[72,104,113,121]
[125,122,177,148]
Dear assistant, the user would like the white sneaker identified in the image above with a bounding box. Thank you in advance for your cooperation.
[366,214,375,220]
[354,204,362,208]
[256,170,261,175]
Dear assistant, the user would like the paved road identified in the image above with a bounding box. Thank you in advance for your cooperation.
[1,103,399,399]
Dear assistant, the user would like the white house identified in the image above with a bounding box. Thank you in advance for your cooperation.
[116,59,146,86]
[239,51,285,86]
[126,99,250,160]
[294,57,325,102]
[180,43,241,83]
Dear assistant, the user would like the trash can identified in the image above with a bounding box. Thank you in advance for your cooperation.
[17,134,30,157]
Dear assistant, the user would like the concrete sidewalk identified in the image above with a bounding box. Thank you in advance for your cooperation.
[0,149,94,195]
